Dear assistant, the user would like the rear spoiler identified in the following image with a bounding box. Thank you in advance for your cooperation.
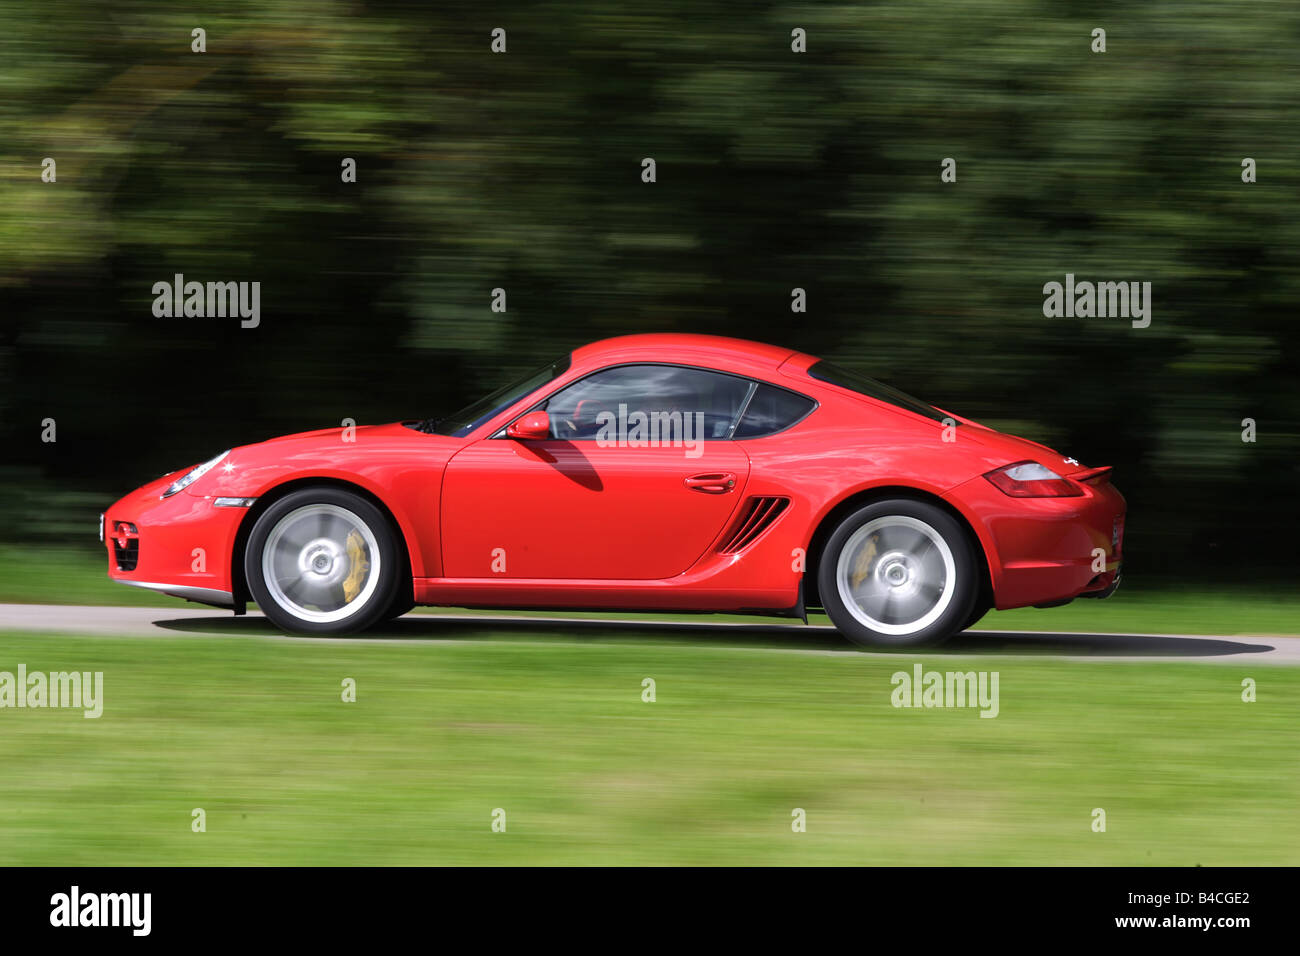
[1069,465,1112,484]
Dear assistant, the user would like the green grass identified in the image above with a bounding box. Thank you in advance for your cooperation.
[969,589,1300,637]
[0,628,1294,865]
[0,545,173,607]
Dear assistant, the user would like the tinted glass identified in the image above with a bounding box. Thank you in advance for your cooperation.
[425,357,570,437]
[733,383,816,438]
[544,364,751,441]
[807,360,950,424]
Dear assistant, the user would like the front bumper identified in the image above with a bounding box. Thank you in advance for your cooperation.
[102,473,249,609]
[947,473,1126,610]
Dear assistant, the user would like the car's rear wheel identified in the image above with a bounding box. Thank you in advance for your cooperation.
[245,488,401,634]
[961,600,991,632]
[818,499,977,648]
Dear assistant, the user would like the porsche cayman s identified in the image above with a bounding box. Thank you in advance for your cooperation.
[102,334,1124,646]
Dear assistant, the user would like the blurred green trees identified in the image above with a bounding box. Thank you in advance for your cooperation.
[1,1,1296,581]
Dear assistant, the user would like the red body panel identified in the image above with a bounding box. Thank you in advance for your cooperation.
[441,440,751,579]
[104,333,1125,616]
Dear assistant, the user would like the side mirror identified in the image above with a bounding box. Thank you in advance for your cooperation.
[506,410,551,441]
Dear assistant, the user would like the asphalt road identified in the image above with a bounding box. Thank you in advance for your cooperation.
[1,603,1296,663]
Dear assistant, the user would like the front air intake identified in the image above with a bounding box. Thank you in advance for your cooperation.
[718,496,790,554]
[112,521,139,571]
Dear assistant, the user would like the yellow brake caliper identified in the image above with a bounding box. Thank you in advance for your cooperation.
[342,530,369,603]
[849,534,878,590]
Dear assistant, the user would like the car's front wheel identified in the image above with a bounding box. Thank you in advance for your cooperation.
[245,487,401,634]
[818,499,977,648]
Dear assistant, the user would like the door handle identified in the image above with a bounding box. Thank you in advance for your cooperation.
[684,472,736,494]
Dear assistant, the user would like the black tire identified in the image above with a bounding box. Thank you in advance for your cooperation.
[961,600,991,632]
[817,499,977,648]
[378,542,416,624]
[380,593,416,624]
[245,487,402,634]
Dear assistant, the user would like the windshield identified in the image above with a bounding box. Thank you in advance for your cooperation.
[418,356,570,437]
[807,360,951,424]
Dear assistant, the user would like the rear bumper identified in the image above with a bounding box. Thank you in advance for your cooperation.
[103,474,246,608]
[947,474,1126,610]
[1078,566,1121,599]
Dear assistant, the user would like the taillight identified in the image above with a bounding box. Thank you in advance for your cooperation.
[983,461,1083,498]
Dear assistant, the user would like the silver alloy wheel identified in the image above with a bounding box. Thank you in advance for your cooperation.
[835,515,957,636]
[261,503,382,624]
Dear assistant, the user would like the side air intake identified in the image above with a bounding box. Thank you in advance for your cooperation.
[718,496,790,554]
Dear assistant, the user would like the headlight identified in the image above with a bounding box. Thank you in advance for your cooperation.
[161,451,229,499]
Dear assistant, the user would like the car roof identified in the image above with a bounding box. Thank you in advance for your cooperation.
[571,333,807,374]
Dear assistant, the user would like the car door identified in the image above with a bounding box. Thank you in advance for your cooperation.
[441,364,754,580]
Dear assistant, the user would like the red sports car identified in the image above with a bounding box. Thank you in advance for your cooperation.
[102,334,1124,647]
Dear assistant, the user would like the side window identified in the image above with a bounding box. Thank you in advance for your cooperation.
[733,383,816,438]
[544,365,751,442]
